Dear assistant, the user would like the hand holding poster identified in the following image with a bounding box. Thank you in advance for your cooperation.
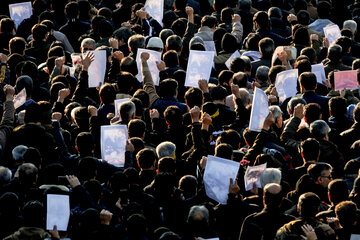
[312,63,326,83]
[225,50,241,69]
[249,87,269,132]
[244,163,267,191]
[203,155,240,205]
[275,69,298,102]
[323,24,341,46]
[136,48,162,86]
[185,50,215,87]
[86,50,106,88]
[144,0,164,27]
[13,88,27,109]
[46,194,70,231]
[101,125,128,167]
[114,98,130,117]
[334,70,358,91]
[9,2,32,29]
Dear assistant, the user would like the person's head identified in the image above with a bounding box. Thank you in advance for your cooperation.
[18,163,38,186]
[232,72,248,88]
[304,103,322,124]
[31,24,48,42]
[146,37,164,52]
[157,157,176,174]
[293,26,310,46]
[299,72,317,92]
[171,18,187,38]
[0,166,12,186]
[163,50,179,67]
[268,7,282,19]
[263,183,283,209]
[221,33,237,53]
[335,36,352,55]
[287,97,307,116]
[159,78,178,98]
[65,1,79,19]
[24,102,42,124]
[300,138,320,162]
[310,120,330,140]
[317,0,331,19]
[258,37,275,59]
[98,7,112,20]
[116,71,136,94]
[119,101,136,123]
[253,11,270,30]
[128,34,146,54]
[329,96,347,118]
[187,205,209,226]
[269,105,283,128]
[0,18,15,34]
[221,7,234,24]
[97,19,113,39]
[269,65,286,85]
[113,27,135,46]
[295,59,311,76]
[255,66,269,84]
[166,35,183,53]
[215,143,233,159]
[136,148,157,170]
[308,162,333,188]
[185,87,203,108]
[354,102,360,123]
[44,163,64,185]
[159,29,174,45]
[352,59,360,70]
[335,201,358,228]
[128,119,146,139]
[179,175,197,199]
[72,106,90,129]
[327,44,343,63]
[260,168,282,187]
[328,179,349,205]
[75,132,95,155]
[297,192,321,218]
[99,83,116,104]
[230,57,245,73]
[80,38,96,53]
[133,89,150,108]
[245,33,261,51]
[164,106,182,125]
[343,20,357,37]
[211,85,228,103]
[156,141,176,159]
[218,70,234,87]
[300,47,317,63]
[296,10,310,25]
[22,200,44,227]
[200,15,217,29]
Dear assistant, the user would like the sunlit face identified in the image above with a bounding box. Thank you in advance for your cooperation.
[318,170,333,188]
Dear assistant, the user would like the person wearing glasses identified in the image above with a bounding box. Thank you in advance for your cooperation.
[308,162,333,204]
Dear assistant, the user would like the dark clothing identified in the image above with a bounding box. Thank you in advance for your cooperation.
[139,170,156,190]
[251,58,272,78]
[97,103,115,126]
[340,122,360,156]
[59,19,91,52]
[318,139,345,178]
[301,91,330,121]
[255,29,289,47]
[25,41,50,65]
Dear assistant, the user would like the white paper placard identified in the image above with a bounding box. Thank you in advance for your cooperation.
[312,63,326,83]
[225,50,241,69]
[324,24,341,46]
[334,70,358,91]
[204,41,217,56]
[249,87,269,132]
[203,155,240,205]
[275,69,299,102]
[185,50,214,87]
[271,46,297,66]
[244,163,267,191]
[144,0,164,27]
[46,194,70,231]
[350,234,360,240]
[13,88,27,109]
[114,98,130,117]
[101,125,128,167]
[86,50,106,88]
[9,2,32,29]
[136,48,162,86]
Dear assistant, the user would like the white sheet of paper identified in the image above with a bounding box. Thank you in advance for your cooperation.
[225,50,241,69]
[185,50,214,87]
[13,88,27,109]
[203,155,240,205]
[204,41,217,56]
[312,63,326,83]
[86,50,106,88]
[9,2,32,28]
[101,125,128,167]
[350,235,360,240]
[114,98,130,117]
[249,87,269,132]
[324,24,341,46]
[244,163,267,191]
[46,194,70,231]
[144,0,164,27]
[275,69,299,102]
[136,48,162,86]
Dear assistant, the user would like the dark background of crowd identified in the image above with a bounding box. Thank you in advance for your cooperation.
[1,0,360,239]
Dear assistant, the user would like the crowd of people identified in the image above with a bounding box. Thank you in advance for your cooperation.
[1,0,360,239]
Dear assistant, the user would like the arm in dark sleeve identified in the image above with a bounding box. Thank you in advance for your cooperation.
[242,130,269,164]
[71,70,89,103]
[0,101,15,154]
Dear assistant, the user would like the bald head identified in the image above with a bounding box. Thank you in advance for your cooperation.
[263,183,283,209]
[232,72,248,88]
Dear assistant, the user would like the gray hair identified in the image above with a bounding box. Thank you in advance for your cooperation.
[343,20,357,36]
[287,97,307,116]
[12,145,28,161]
[81,38,96,49]
[156,141,176,158]
[269,105,283,121]
[255,65,269,83]
[310,120,330,139]
[187,205,209,223]
[238,88,250,106]
[260,168,282,188]
[0,166,12,185]
[119,101,136,122]
[128,34,146,53]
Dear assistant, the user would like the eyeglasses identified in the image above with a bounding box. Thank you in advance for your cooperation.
[321,175,333,180]
[83,47,94,51]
